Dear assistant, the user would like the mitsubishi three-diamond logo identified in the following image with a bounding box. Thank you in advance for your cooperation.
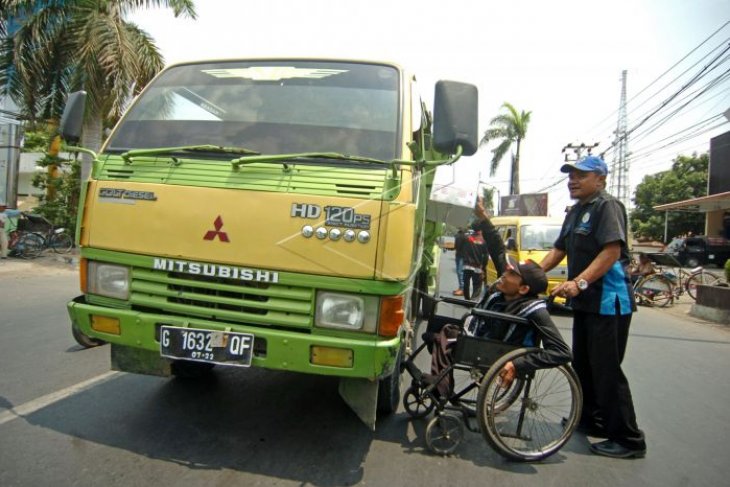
[203,216,230,242]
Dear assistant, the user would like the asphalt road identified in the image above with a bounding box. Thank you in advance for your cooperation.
[1,253,729,486]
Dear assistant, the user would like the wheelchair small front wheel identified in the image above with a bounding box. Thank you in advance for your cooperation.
[425,413,464,456]
[477,348,582,462]
[403,385,435,419]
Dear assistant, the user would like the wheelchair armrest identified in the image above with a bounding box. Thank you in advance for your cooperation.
[470,308,530,325]
[437,296,479,307]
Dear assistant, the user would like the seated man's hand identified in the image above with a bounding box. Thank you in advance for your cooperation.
[498,361,516,388]
[474,197,490,221]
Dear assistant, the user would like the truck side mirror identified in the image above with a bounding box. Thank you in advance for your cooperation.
[433,81,478,156]
[59,91,87,143]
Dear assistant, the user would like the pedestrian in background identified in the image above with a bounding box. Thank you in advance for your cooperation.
[462,230,486,300]
[453,228,467,296]
[540,155,646,459]
[0,204,9,259]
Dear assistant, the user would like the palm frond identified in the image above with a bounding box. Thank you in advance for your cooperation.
[120,0,197,19]
[490,139,513,176]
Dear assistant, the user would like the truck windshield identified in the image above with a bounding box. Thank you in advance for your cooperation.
[520,224,562,250]
[106,60,401,161]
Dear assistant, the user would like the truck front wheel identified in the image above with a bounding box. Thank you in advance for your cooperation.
[71,324,105,348]
[377,347,403,415]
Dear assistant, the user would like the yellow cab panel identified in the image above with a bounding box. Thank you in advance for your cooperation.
[484,216,569,303]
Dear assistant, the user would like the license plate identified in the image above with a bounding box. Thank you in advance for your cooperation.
[160,326,254,367]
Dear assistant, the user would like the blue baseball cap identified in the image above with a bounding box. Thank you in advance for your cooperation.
[560,155,608,176]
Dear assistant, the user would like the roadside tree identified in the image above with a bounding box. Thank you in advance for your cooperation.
[479,102,531,196]
[631,153,708,242]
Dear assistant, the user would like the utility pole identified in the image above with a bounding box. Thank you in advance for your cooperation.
[610,70,630,209]
[561,142,599,163]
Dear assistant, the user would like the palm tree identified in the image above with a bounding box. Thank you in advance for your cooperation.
[480,102,531,195]
[1,0,196,161]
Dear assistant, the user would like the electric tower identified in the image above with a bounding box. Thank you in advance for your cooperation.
[610,70,630,209]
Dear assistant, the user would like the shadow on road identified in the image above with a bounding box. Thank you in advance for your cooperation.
[23,369,372,486]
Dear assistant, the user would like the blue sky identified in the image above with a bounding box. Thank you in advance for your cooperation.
[128,0,730,215]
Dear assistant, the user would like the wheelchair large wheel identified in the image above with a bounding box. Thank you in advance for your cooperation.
[403,384,435,419]
[425,413,464,455]
[477,348,582,462]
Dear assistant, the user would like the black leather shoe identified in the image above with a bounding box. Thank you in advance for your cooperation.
[590,440,646,459]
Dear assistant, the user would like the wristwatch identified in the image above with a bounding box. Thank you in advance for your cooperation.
[576,278,589,292]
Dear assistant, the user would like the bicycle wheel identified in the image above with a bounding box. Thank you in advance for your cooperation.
[49,232,73,253]
[17,233,44,259]
[635,275,673,307]
[685,271,720,301]
[477,348,582,462]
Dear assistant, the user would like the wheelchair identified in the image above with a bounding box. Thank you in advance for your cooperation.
[401,296,582,461]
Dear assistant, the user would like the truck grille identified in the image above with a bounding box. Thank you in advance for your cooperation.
[97,157,388,198]
[129,267,314,328]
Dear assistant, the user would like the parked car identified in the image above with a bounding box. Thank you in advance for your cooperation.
[664,235,730,268]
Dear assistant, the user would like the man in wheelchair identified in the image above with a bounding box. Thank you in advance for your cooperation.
[427,257,572,396]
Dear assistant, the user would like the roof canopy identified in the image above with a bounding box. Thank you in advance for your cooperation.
[653,191,730,213]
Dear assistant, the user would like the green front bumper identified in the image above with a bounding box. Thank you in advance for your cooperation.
[67,296,400,380]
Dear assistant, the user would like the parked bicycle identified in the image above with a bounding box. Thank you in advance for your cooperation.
[633,252,721,307]
[7,228,45,259]
[24,213,74,254]
[6,212,73,259]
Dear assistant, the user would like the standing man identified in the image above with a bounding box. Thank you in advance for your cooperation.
[540,156,646,459]
[453,228,467,296]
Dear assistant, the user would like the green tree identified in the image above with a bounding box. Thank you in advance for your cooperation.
[479,102,531,196]
[631,153,708,242]
[2,0,195,225]
[1,0,196,153]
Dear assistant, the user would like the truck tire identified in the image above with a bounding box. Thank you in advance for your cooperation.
[377,347,403,415]
[71,324,106,348]
[685,257,700,268]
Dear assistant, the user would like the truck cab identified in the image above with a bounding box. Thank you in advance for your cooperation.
[60,59,478,428]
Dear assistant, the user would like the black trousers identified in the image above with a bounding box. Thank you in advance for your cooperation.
[462,269,482,300]
[573,309,646,450]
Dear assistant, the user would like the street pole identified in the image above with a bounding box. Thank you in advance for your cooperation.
[561,142,600,163]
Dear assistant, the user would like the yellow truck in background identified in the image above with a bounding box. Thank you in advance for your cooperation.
[59,59,478,428]
[484,216,569,304]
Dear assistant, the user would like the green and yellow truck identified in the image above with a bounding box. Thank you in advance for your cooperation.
[60,59,477,427]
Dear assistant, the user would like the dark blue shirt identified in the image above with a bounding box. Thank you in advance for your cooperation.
[555,190,636,315]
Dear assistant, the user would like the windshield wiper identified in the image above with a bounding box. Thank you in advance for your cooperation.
[121,144,260,165]
[230,152,391,173]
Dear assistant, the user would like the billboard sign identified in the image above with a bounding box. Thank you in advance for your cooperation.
[500,193,548,216]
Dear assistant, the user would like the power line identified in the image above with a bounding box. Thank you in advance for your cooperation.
[627,67,730,147]
[625,43,730,139]
[582,21,730,139]
[601,52,730,160]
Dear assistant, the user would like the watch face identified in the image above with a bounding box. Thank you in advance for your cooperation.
[578,279,588,290]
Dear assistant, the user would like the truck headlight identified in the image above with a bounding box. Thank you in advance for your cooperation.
[88,262,130,300]
[315,292,379,332]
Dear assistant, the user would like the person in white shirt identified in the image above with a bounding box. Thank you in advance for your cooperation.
[0,204,9,259]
